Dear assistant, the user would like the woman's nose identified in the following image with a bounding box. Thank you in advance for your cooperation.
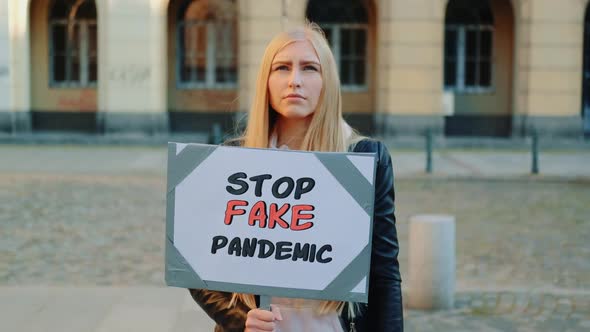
[288,68,302,88]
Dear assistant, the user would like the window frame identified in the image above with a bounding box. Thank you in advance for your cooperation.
[48,18,97,89]
[320,23,369,92]
[176,19,237,90]
[444,24,494,94]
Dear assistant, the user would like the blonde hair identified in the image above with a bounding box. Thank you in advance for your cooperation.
[232,22,363,315]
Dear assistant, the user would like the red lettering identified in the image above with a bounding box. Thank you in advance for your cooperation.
[224,200,248,225]
[225,201,316,231]
[268,203,290,229]
[248,201,268,228]
[290,205,315,231]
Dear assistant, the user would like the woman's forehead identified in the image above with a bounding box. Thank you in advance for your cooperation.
[273,40,320,62]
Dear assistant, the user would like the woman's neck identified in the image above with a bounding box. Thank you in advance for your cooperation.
[274,116,312,150]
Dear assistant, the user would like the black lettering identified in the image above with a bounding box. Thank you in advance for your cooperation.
[292,243,310,261]
[309,244,317,263]
[213,237,332,264]
[275,241,293,260]
[226,172,248,195]
[294,178,315,200]
[272,177,295,199]
[228,237,242,256]
[211,236,228,254]
[257,240,275,258]
[316,245,333,263]
[249,174,272,197]
[242,238,258,257]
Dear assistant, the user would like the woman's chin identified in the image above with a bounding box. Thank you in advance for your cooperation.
[276,108,314,120]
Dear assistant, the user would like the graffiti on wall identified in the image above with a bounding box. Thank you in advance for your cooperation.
[175,89,239,111]
[57,90,97,111]
[108,65,151,86]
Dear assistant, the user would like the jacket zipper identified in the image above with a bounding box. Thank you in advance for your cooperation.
[349,322,356,332]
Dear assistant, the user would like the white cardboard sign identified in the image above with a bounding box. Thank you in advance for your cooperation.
[165,143,377,302]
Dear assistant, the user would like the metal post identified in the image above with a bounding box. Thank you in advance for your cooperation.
[531,131,539,174]
[11,110,16,137]
[426,129,433,173]
[208,123,223,145]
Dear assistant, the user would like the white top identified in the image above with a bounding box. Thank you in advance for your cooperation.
[268,122,353,150]
[268,129,291,150]
[271,297,344,332]
[268,129,345,332]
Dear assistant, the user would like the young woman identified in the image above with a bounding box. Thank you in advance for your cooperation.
[189,23,403,332]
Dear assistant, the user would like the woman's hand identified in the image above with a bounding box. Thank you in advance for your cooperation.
[245,306,283,332]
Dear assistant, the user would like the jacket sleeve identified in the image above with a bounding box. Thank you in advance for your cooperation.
[187,289,248,332]
[364,141,404,331]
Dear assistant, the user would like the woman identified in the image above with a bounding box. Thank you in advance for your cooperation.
[189,23,403,332]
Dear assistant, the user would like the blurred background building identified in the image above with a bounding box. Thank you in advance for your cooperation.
[0,0,588,138]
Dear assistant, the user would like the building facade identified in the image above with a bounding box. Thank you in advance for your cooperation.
[0,0,588,138]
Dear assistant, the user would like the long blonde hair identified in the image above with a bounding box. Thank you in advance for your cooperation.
[233,23,362,315]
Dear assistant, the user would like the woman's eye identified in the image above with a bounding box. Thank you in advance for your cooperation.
[304,65,318,71]
[275,65,289,71]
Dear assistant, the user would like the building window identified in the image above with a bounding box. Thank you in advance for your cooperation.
[307,0,369,90]
[49,0,97,87]
[445,0,494,93]
[444,25,493,91]
[321,24,367,89]
[177,0,237,89]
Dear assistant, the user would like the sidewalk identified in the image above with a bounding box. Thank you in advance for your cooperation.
[0,287,215,332]
[390,149,590,180]
[0,143,589,179]
[2,286,588,332]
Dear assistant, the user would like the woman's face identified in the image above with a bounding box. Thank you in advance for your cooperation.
[268,40,323,120]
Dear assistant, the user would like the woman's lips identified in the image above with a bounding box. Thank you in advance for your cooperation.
[284,94,305,100]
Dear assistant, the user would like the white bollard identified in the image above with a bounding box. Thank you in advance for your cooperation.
[407,214,455,310]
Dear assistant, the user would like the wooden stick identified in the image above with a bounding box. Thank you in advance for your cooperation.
[259,295,271,310]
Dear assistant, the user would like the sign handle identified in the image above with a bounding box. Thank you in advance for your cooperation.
[259,295,271,310]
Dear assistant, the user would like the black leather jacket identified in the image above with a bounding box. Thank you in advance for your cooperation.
[339,139,403,331]
[189,139,403,332]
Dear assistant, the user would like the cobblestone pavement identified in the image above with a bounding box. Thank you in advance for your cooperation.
[406,290,590,331]
[1,145,589,331]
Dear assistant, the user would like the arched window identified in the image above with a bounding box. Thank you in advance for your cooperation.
[177,0,237,88]
[49,0,97,87]
[444,0,493,92]
[306,0,368,89]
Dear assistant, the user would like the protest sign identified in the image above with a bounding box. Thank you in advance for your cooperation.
[165,142,376,302]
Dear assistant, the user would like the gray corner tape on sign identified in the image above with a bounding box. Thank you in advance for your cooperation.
[203,280,368,303]
[165,236,208,289]
[314,153,374,216]
[166,189,175,243]
[322,244,371,300]
[167,143,218,193]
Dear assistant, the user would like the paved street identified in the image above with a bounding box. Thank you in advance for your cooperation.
[1,144,589,331]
